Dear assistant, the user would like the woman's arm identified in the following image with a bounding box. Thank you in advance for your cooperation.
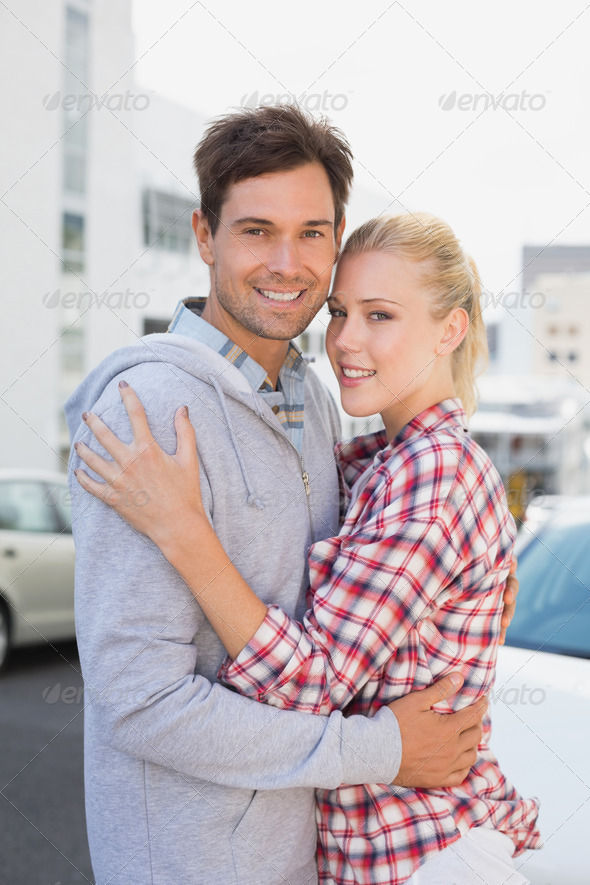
[75,383,514,716]
[75,383,272,660]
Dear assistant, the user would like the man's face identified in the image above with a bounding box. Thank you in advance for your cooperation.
[195,163,344,348]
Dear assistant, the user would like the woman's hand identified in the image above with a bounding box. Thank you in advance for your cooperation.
[74,381,205,550]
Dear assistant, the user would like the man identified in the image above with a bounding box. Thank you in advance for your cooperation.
[66,105,515,885]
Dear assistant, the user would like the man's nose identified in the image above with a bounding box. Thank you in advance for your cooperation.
[267,239,305,281]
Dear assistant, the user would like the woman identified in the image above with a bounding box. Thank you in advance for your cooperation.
[75,212,540,884]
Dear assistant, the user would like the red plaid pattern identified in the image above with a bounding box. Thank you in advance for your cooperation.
[220,399,541,883]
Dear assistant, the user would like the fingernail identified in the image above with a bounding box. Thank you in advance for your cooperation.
[449,673,463,688]
[182,405,189,417]
[74,441,80,452]
[82,412,90,422]
[119,380,129,389]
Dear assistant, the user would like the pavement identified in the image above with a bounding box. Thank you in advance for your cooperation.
[0,640,94,884]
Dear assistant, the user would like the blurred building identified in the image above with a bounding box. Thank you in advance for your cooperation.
[471,375,590,522]
[1,0,209,470]
[523,245,590,388]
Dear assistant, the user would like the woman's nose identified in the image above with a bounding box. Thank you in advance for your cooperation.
[330,319,362,354]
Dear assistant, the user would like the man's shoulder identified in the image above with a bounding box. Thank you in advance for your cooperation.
[303,364,341,440]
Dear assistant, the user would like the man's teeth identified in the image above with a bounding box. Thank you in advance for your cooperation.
[342,367,376,378]
[258,289,302,302]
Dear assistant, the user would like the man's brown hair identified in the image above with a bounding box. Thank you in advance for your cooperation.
[194,104,354,235]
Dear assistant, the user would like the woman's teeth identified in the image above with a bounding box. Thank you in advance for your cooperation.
[342,367,376,378]
[258,289,302,302]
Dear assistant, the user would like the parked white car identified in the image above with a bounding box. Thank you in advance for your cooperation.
[0,469,75,670]
[491,497,590,884]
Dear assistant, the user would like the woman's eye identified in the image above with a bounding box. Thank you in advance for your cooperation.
[370,312,391,321]
[327,307,346,318]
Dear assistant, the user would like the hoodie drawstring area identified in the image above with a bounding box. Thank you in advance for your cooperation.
[207,374,265,510]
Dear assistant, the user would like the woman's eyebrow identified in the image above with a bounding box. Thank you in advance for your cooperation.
[360,298,405,307]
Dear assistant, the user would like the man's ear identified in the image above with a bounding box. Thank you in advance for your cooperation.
[335,215,346,258]
[192,209,215,267]
[438,307,470,356]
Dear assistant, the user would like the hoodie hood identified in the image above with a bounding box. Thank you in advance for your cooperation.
[65,332,271,509]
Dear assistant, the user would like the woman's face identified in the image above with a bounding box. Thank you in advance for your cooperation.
[326,250,462,438]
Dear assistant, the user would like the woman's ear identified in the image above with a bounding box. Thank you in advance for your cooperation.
[438,307,470,356]
[192,209,215,266]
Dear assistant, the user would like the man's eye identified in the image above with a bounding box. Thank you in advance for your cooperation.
[303,230,321,238]
[245,229,264,236]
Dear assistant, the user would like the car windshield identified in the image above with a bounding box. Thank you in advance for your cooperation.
[506,519,590,658]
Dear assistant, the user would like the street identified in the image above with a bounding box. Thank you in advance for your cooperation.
[0,641,93,884]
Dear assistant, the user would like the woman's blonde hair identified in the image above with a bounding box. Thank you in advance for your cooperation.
[340,212,488,417]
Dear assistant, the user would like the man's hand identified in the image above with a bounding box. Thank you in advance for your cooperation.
[499,556,519,645]
[388,672,486,789]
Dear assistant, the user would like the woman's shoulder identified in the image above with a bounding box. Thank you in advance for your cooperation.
[383,426,468,484]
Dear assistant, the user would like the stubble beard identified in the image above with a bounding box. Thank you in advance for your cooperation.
[214,271,327,341]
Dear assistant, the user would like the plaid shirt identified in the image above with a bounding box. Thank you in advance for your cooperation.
[169,297,306,452]
[220,399,541,884]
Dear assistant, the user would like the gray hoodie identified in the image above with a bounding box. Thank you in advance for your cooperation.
[65,333,401,885]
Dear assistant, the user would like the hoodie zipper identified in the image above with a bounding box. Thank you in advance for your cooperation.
[258,410,313,532]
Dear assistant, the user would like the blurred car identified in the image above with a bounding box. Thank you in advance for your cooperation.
[0,469,75,671]
[492,496,590,885]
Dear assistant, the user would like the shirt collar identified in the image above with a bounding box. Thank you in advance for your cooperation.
[336,399,468,468]
[168,297,306,392]
[392,398,468,447]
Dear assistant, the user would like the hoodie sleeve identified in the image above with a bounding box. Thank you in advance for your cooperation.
[69,401,401,792]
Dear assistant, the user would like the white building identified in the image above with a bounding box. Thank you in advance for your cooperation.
[1,0,209,470]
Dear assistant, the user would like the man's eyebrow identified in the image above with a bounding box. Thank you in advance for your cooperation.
[230,217,334,228]
[231,217,275,227]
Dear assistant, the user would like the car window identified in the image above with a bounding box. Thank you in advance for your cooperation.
[0,481,60,533]
[506,521,590,658]
[43,483,73,533]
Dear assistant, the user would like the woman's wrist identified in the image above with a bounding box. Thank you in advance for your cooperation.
[155,508,211,563]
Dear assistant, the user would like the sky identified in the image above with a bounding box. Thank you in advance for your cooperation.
[130,0,590,310]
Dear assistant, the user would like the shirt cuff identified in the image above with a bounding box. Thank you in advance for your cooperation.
[218,605,300,700]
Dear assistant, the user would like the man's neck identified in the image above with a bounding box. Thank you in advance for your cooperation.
[201,297,289,389]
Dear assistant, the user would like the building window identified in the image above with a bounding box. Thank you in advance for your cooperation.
[66,7,89,60]
[143,318,170,336]
[64,152,86,194]
[143,189,198,253]
[62,8,89,196]
[62,212,85,272]
[486,324,499,362]
[297,332,311,353]
[61,325,85,373]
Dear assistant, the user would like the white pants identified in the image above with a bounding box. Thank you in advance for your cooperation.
[405,828,530,885]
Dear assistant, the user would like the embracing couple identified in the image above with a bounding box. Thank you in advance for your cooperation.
[66,104,540,885]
